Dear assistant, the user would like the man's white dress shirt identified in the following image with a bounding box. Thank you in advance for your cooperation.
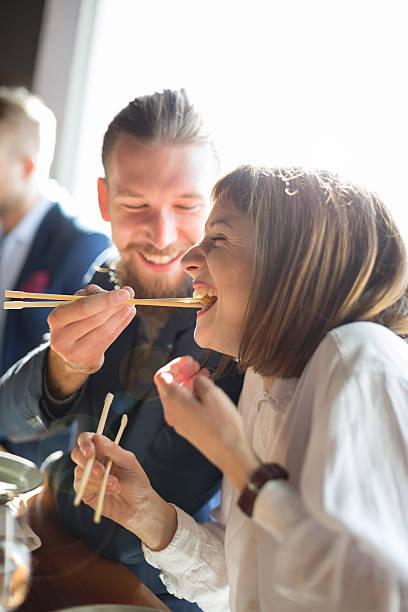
[0,197,53,355]
[144,321,408,612]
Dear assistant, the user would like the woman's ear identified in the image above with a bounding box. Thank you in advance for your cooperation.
[97,177,110,221]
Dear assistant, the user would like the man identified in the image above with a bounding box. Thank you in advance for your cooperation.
[0,88,110,376]
[0,87,110,460]
[0,89,243,611]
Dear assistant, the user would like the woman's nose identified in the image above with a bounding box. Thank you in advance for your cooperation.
[181,243,205,275]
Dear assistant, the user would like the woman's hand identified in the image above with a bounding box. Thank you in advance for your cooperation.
[154,356,259,491]
[71,433,177,551]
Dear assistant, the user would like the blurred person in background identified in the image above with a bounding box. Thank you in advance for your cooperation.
[0,87,110,456]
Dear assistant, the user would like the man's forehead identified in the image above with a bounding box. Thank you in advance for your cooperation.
[106,138,216,196]
[109,136,213,166]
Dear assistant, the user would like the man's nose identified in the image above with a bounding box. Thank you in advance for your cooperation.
[148,210,178,250]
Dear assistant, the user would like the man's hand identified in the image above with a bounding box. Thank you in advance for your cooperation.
[72,432,177,551]
[154,356,260,491]
[46,285,136,398]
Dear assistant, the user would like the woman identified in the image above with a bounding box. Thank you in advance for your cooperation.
[72,166,408,611]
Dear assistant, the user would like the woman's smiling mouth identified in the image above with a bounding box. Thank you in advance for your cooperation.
[193,286,218,313]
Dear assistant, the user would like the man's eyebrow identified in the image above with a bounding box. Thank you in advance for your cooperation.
[114,191,204,199]
[114,191,144,199]
[176,193,205,199]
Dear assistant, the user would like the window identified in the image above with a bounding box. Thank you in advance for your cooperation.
[45,0,408,237]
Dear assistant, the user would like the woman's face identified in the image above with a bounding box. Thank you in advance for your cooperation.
[182,198,254,357]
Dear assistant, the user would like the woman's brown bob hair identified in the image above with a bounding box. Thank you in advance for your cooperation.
[212,166,408,379]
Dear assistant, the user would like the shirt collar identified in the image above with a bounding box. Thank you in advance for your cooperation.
[2,196,54,245]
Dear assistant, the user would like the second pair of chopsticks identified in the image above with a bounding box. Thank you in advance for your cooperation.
[3,290,202,309]
[73,392,127,524]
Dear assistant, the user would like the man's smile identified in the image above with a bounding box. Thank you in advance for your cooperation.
[138,250,184,265]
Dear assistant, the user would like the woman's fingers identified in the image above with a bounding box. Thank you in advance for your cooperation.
[73,433,141,478]
[72,433,123,500]
[156,368,213,400]
[155,372,202,430]
[93,435,138,472]
[180,368,210,393]
[73,464,119,499]
[72,432,95,462]
[192,374,220,400]
[155,356,201,386]
[71,434,107,481]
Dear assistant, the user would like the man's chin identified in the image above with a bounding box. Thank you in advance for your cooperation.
[114,259,192,299]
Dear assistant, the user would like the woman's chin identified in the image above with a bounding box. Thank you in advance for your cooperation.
[193,329,237,356]
[193,327,219,352]
[193,329,212,350]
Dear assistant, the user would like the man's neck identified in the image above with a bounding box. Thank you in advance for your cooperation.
[0,193,39,234]
[140,307,171,344]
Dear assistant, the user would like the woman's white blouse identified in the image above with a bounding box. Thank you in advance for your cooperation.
[143,322,408,611]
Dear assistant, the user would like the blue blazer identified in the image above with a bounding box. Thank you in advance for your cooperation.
[1,203,111,375]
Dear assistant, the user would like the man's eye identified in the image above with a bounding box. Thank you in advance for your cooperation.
[120,204,148,211]
[175,204,201,211]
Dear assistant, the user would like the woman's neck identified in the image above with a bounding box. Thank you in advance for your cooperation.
[262,375,275,392]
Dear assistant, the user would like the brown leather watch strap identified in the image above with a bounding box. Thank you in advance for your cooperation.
[237,462,289,517]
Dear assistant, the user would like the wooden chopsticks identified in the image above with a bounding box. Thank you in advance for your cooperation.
[3,290,202,309]
[73,392,114,507]
[94,414,128,524]
[73,392,128,524]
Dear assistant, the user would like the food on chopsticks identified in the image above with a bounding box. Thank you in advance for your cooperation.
[192,287,218,310]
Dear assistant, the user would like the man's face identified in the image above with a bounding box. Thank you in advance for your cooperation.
[98,137,216,296]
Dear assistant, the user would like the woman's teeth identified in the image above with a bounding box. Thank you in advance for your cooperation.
[193,288,218,310]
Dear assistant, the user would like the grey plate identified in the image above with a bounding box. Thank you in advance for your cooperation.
[56,606,165,612]
[0,451,44,496]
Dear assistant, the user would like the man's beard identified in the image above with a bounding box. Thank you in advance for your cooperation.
[114,257,193,319]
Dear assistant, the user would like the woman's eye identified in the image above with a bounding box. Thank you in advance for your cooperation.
[209,235,227,244]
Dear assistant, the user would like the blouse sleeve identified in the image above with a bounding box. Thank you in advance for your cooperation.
[252,331,408,610]
[143,505,230,612]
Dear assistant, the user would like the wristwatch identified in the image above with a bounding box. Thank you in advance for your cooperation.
[238,462,289,517]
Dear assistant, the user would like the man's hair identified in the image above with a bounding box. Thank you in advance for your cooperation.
[212,166,408,378]
[0,87,56,177]
[102,88,218,175]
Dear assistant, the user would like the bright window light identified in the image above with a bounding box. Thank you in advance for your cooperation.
[69,0,408,239]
